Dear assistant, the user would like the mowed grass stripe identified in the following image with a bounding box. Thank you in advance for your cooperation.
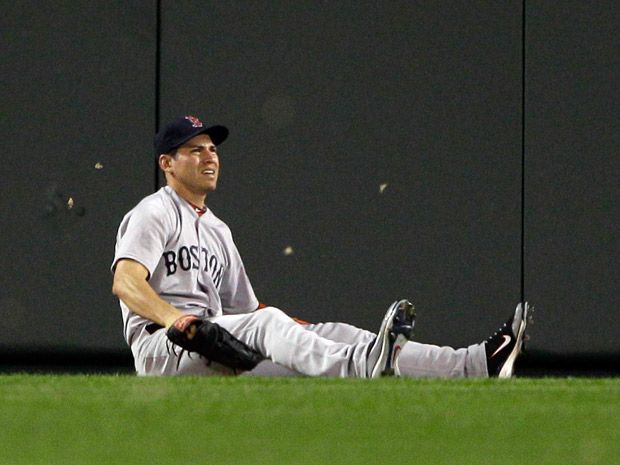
[0,376,618,465]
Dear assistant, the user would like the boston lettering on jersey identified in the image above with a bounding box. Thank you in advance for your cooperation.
[162,245,224,288]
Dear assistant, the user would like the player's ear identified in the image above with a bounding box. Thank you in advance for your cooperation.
[159,154,174,172]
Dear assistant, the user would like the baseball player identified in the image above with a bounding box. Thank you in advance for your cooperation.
[111,115,530,378]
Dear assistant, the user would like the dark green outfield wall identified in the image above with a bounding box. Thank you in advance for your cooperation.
[1,1,617,361]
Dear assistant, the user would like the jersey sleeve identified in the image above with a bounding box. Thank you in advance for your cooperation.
[112,199,171,279]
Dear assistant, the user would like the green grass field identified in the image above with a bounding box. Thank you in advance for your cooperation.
[0,375,618,465]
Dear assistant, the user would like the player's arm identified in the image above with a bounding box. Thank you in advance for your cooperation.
[112,258,183,328]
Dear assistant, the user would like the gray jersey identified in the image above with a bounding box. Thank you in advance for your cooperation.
[112,186,258,345]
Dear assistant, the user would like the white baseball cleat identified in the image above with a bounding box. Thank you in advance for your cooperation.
[367,299,416,378]
[485,302,532,378]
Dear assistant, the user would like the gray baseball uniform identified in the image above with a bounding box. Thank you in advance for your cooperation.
[113,186,486,377]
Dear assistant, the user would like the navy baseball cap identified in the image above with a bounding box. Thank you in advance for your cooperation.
[154,115,229,156]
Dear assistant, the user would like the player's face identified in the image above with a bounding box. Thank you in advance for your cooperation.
[162,134,220,202]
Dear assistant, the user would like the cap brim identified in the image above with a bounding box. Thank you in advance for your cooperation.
[201,125,229,145]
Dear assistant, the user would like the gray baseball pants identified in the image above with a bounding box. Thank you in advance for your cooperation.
[130,306,487,377]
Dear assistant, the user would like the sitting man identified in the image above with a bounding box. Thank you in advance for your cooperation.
[111,115,530,378]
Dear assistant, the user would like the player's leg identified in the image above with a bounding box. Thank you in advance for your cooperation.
[304,322,376,344]
[395,302,530,378]
[223,330,484,379]
[212,307,368,377]
[302,305,487,378]
[243,359,300,376]
[213,304,409,378]
[242,320,376,377]
[395,341,487,377]
[242,313,395,377]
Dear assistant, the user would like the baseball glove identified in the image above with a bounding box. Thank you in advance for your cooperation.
[166,315,264,371]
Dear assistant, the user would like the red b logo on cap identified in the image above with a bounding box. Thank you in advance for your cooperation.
[185,116,203,128]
